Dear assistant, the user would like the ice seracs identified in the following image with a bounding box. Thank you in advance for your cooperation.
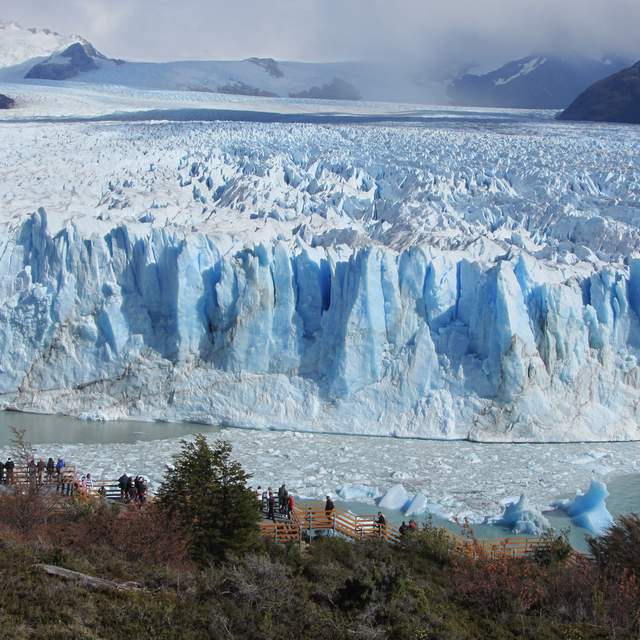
[1,99,640,442]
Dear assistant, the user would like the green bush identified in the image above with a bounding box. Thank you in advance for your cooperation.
[157,435,261,564]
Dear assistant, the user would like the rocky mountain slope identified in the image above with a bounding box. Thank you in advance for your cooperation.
[559,61,640,124]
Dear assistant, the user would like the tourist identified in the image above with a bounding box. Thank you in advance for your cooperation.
[408,519,417,532]
[27,458,37,486]
[325,495,335,518]
[55,458,66,494]
[85,473,93,491]
[280,485,289,515]
[46,457,55,482]
[278,484,286,513]
[376,512,387,537]
[0,459,4,484]
[118,473,129,501]
[268,490,276,521]
[134,476,147,504]
[97,485,107,498]
[36,458,45,485]
[127,475,136,502]
[399,521,408,536]
[287,493,295,519]
[5,457,15,484]
[138,477,148,505]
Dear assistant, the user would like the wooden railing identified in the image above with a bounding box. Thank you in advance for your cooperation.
[260,504,550,558]
[3,465,77,486]
[260,506,401,545]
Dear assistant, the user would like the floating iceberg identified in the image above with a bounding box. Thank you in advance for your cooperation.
[492,495,550,536]
[378,484,412,511]
[553,480,614,536]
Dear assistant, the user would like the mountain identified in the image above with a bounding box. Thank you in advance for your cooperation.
[558,61,640,124]
[0,93,13,108]
[14,52,432,102]
[0,22,447,103]
[0,20,81,68]
[448,54,632,109]
[25,41,124,80]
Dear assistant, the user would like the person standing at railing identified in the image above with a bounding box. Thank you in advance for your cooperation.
[287,493,295,519]
[36,458,45,486]
[268,490,276,521]
[118,473,129,501]
[280,485,289,515]
[55,458,66,494]
[5,457,15,484]
[375,512,387,537]
[324,495,335,519]
[27,459,37,487]
[46,458,55,482]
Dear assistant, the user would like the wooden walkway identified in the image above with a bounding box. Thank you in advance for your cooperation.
[260,504,551,559]
[3,463,553,559]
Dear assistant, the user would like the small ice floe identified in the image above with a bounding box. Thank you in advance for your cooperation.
[491,494,550,536]
[553,480,613,536]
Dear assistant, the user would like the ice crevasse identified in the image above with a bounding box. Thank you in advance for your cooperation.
[2,209,640,442]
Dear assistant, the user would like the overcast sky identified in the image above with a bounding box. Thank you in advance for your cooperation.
[4,0,639,68]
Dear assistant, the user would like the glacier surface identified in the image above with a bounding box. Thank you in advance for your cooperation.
[1,88,640,442]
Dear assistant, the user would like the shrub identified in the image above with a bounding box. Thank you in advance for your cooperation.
[157,435,261,564]
[588,514,640,578]
[533,529,573,566]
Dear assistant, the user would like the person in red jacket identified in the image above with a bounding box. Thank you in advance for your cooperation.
[287,493,295,519]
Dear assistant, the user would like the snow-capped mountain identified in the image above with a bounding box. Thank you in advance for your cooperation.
[448,54,633,109]
[0,21,446,103]
[559,60,640,124]
[25,41,124,81]
[0,20,82,69]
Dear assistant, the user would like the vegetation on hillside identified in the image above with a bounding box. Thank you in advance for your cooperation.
[0,435,638,639]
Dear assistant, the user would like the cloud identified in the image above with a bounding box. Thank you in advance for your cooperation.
[3,0,639,68]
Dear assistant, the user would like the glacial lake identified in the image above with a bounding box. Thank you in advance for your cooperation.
[1,410,638,553]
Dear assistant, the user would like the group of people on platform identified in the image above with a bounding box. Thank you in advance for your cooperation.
[117,473,149,504]
[256,485,420,537]
[256,484,296,521]
[0,455,69,487]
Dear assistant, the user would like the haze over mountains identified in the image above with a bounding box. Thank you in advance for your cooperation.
[0,20,636,110]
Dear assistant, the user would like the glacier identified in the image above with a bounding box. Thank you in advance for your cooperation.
[1,89,640,442]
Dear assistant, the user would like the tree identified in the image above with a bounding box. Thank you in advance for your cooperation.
[157,435,261,563]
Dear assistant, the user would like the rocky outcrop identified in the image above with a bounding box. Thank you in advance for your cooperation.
[0,93,14,108]
[290,78,361,101]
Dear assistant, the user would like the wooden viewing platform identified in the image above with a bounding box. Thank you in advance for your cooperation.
[4,465,556,560]
[260,504,553,559]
